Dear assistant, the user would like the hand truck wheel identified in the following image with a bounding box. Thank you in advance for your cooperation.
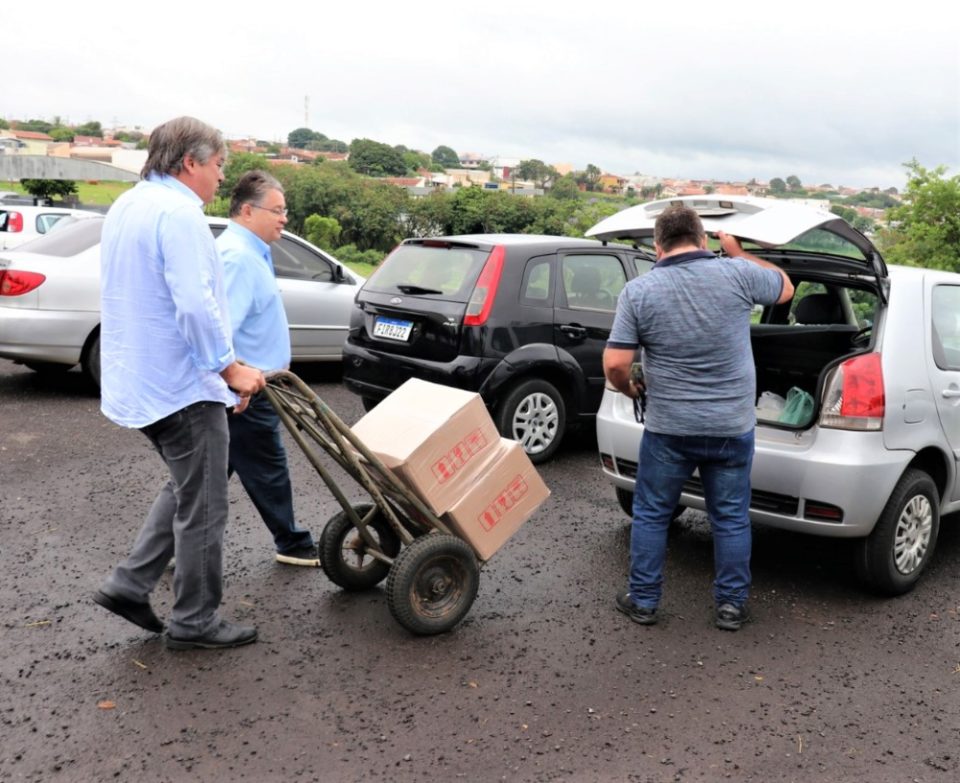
[386,533,479,635]
[319,503,401,591]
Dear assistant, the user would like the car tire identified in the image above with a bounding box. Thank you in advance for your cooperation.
[496,379,566,464]
[81,332,101,390]
[855,468,939,596]
[615,486,684,522]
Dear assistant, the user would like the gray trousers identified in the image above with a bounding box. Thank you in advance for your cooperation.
[102,401,229,638]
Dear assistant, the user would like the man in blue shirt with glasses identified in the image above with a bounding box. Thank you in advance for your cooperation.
[218,170,319,567]
[93,116,266,650]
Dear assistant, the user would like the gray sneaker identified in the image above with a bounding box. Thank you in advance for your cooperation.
[615,591,658,625]
[715,603,749,631]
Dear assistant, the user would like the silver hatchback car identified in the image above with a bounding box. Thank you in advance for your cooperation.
[590,195,960,595]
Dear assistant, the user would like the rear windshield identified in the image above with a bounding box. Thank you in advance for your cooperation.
[745,228,867,261]
[363,243,489,302]
[14,217,104,256]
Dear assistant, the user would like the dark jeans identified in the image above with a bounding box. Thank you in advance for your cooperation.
[629,429,755,609]
[227,393,314,554]
[102,401,229,638]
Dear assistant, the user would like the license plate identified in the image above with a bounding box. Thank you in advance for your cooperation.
[373,316,414,341]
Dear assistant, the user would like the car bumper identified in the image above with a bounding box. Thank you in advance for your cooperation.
[596,388,911,538]
[0,307,94,365]
[342,341,494,400]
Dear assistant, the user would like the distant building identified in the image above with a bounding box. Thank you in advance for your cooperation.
[458,152,487,169]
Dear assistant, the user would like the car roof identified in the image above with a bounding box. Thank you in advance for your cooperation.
[406,233,635,251]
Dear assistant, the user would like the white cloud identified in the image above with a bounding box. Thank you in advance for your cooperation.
[3,0,958,189]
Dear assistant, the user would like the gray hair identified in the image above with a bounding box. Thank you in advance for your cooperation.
[228,169,285,217]
[140,116,225,179]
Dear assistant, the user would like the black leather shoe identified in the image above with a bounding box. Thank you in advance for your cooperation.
[165,620,258,650]
[92,590,164,633]
[715,603,750,631]
[615,591,658,625]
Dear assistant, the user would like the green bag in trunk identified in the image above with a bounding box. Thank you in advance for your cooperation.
[778,386,815,426]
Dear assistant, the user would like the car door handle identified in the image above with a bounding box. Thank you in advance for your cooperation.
[942,388,960,398]
[559,325,587,339]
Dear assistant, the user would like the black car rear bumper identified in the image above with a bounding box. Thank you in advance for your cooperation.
[342,342,494,401]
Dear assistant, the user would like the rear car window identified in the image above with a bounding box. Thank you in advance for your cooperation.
[12,217,104,256]
[35,213,70,234]
[364,243,489,302]
[762,228,867,261]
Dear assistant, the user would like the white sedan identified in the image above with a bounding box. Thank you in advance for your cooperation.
[0,204,96,250]
[0,215,364,387]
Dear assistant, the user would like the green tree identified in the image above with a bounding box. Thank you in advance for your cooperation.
[304,214,342,251]
[49,127,74,142]
[576,163,602,192]
[403,191,453,236]
[769,177,787,194]
[114,130,144,144]
[21,179,78,202]
[397,146,431,174]
[220,152,270,196]
[288,127,323,149]
[516,159,558,189]
[348,139,407,177]
[550,174,581,200]
[786,175,802,191]
[431,145,460,169]
[74,121,103,138]
[17,119,54,134]
[879,160,960,270]
[0,118,9,130]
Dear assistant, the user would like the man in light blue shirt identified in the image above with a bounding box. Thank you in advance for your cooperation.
[93,116,266,651]
[218,170,318,566]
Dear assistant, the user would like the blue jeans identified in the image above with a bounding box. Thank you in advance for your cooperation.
[228,393,314,554]
[629,429,755,609]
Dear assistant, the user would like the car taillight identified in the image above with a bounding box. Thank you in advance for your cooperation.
[819,352,884,431]
[5,211,23,232]
[464,245,505,326]
[0,270,46,296]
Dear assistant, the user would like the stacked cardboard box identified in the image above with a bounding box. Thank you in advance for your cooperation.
[351,379,550,561]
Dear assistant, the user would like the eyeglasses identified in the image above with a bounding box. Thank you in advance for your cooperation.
[249,203,288,217]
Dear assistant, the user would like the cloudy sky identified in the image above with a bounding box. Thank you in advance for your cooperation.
[5,1,958,189]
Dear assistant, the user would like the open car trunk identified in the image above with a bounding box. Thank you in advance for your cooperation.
[751,323,863,426]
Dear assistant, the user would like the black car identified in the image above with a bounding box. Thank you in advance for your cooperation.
[342,233,654,462]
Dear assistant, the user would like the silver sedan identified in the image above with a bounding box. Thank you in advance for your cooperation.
[0,215,364,387]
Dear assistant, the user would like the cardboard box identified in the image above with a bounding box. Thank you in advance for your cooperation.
[442,438,551,561]
[350,378,501,515]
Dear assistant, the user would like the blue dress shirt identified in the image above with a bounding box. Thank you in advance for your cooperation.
[218,221,291,373]
[100,174,236,428]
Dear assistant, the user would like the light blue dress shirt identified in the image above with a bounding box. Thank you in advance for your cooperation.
[218,221,291,373]
[100,174,236,428]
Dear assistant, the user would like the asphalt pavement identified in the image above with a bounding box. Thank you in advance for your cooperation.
[1,359,958,782]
